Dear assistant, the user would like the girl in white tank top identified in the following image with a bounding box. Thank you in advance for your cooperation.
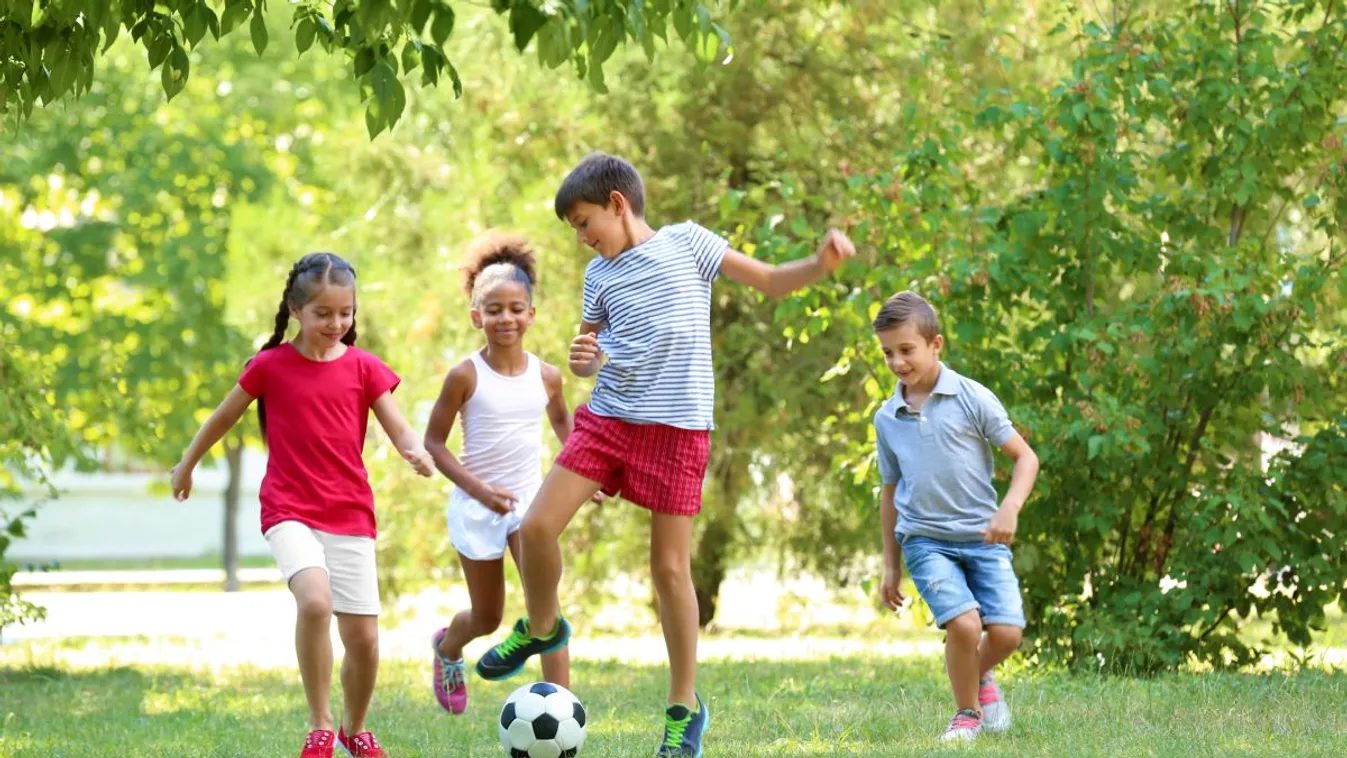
[422,232,589,714]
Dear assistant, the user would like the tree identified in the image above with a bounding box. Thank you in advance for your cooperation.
[0,0,734,137]
[810,0,1347,670]
[593,0,1065,625]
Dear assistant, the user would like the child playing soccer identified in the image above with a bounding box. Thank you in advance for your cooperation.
[475,152,856,757]
[423,232,592,714]
[171,252,435,758]
[871,291,1039,742]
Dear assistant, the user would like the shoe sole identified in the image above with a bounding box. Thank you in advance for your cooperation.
[475,622,572,681]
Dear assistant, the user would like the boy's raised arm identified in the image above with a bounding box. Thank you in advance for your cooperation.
[719,228,856,298]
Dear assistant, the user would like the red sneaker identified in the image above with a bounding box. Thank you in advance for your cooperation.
[299,729,336,758]
[338,726,389,758]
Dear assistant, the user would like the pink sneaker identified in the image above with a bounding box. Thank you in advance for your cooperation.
[979,672,1011,732]
[299,729,336,758]
[431,627,468,715]
[940,708,982,742]
[337,727,388,758]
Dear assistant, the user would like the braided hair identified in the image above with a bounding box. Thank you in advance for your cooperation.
[253,252,358,435]
[461,231,537,307]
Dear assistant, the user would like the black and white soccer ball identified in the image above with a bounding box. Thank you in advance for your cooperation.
[498,681,587,758]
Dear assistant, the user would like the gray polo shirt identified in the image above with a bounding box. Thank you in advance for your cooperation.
[874,363,1016,542]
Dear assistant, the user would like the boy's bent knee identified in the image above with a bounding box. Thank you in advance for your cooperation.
[944,610,983,640]
[988,624,1023,649]
[473,609,504,635]
[519,512,559,546]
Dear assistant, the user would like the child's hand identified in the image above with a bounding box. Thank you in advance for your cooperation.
[170,461,193,501]
[816,228,857,273]
[569,332,601,372]
[983,506,1019,545]
[475,485,519,515]
[402,447,435,477]
[880,568,906,611]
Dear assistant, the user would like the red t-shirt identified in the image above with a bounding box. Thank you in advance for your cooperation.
[237,343,400,538]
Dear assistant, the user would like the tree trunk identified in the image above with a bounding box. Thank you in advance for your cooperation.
[692,503,735,628]
[223,433,242,592]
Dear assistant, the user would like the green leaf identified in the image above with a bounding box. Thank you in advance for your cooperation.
[446,58,462,98]
[250,8,269,55]
[673,4,693,41]
[509,2,549,51]
[432,6,455,46]
[221,0,250,36]
[400,40,421,73]
[295,18,316,55]
[161,46,189,101]
[1088,434,1105,460]
[365,102,385,139]
[710,22,732,59]
[411,0,434,33]
[354,47,376,77]
[185,4,208,47]
[369,60,398,107]
[588,52,608,93]
[147,33,171,69]
[1303,194,1321,209]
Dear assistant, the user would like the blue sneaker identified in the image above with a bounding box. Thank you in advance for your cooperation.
[474,616,571,681]
[656,693,709,757]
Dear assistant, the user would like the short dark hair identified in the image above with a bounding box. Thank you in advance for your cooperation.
[873,291,942,340]
[554,152,645,219]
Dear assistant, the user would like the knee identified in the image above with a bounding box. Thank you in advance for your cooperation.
[989,625,1023,651]
[944,610,983,644]
[295,588,333,622]
[519,511,557,548]
[650,554,691,592]
[473,607,504,636]
[341,621,379,654]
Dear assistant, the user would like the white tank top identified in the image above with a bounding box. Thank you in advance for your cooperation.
[450,350,548,511]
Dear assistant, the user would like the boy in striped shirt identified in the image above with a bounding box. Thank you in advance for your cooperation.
[477,152,855,757]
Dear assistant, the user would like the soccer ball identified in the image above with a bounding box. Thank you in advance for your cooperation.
[498,681,587,758]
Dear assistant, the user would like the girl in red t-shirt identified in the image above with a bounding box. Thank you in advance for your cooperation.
[171,252,433,758]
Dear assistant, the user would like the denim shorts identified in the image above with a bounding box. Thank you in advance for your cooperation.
[901,535,1025,629]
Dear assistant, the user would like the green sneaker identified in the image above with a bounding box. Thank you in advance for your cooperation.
[656,693,709,757]
[474,616,571,681]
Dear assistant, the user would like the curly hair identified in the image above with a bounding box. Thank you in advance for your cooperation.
[461,231,538,306]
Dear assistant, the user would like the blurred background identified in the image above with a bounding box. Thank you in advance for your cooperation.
[3,0,1346,679]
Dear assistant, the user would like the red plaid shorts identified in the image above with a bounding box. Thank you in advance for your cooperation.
[555,405,711,516]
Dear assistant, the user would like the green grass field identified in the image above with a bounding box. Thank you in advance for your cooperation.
[2,647,1344,758]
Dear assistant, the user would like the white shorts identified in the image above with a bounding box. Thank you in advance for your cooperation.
[264,520,381,615]
[446,493,528,562]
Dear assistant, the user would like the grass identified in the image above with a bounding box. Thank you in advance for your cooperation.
[2,647,1344,757]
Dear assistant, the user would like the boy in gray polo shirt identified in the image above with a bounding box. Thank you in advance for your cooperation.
[872,291,1040,743]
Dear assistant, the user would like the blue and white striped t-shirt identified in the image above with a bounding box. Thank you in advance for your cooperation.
[581,221,729,430]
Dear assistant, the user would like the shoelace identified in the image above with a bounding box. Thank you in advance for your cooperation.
[351,732,382,751]
[495,626,530,657]
[663,711,692,748]
[978,679,1000,704]
[949,710,981,731]
[305,731,334,748]
[447,661,465,690]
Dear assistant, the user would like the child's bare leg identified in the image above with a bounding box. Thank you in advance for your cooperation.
[290,568,335,730]
[650,512,698,707]
[439,555,507,660]
[508,533,570,687]
[979,624,1022,676]
[518,466,601,636]
[336,613,379,734]
[944,610,983,713]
